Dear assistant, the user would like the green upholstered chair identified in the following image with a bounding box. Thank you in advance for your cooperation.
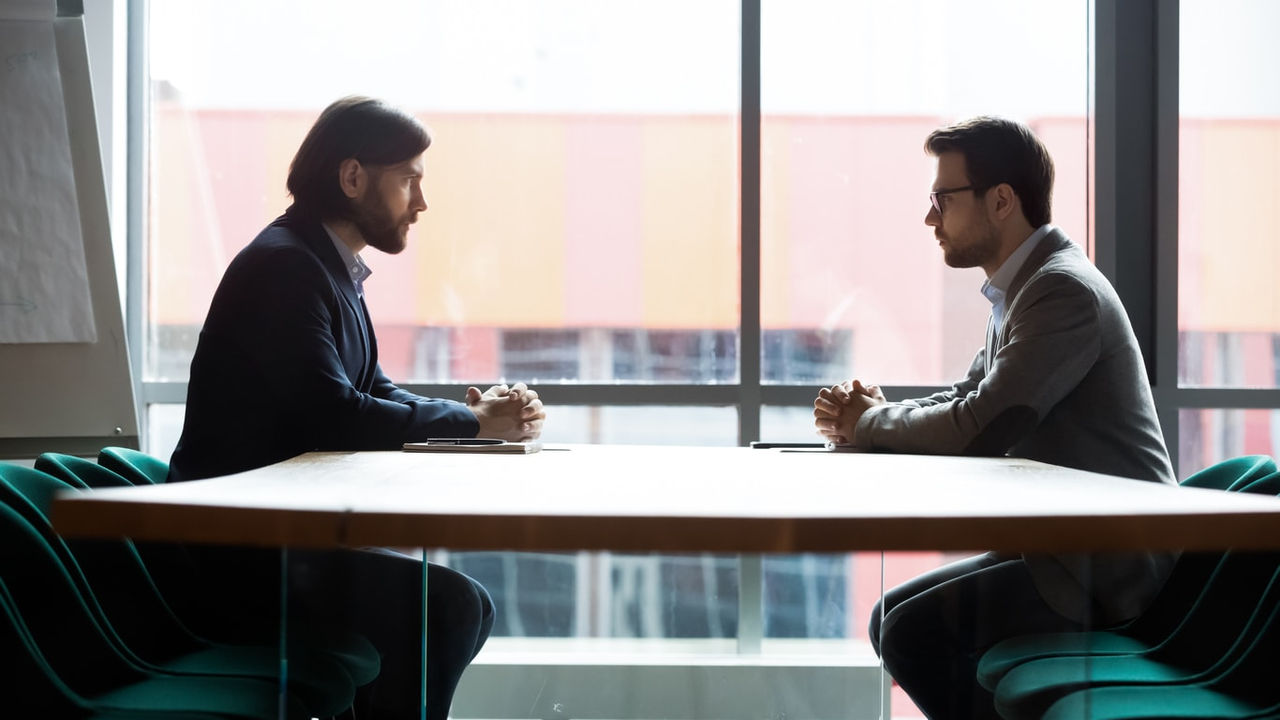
[993,551,1280,718]
[97,447,171,485]
[1184,454,1277,492]
[1240,469,1280,496]
[0,577,236,720]
[0,463,361,716]
[1040,592,1280,720]
[977,456,1279,693]
[29,455,382,690]
[36,452,132,488]
[0,500,312,719]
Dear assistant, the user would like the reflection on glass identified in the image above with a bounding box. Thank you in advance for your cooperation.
[1179,408,1280,481]
[537,405,736,446]
[145,0,740,384]
[761,405,825,445]
[1179,0,1280,389]
[760,0,1090,387]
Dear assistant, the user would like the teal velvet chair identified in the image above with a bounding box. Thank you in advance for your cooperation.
[0,498,313,719]
[36,452,132,488]
[98,446,170,485]
[993,550,1280,718]
[1041,591,1280,719]
[977,455,1279,693]
[0,576,237,720]
[0,463,362,716]
[33,453,383,690]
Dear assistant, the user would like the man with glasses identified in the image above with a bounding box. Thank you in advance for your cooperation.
[812,116,1175,719]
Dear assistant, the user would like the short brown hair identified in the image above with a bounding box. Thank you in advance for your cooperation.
[286,96,431,220]
[924,116,1054,228]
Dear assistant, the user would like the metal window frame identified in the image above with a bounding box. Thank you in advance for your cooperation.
[125,0,1279,658]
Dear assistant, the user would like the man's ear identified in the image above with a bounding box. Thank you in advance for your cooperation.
[990,182,1018,221]
[337,158,365,200]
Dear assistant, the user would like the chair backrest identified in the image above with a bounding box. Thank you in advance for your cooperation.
[0,463,201,662]
[1147,548,1280,669]
[0,577,93,715]
[1180,454,1277,491]
[1209,564,1280,705]
[1123,456,1280,644]
[98,447,170,485]
[1240,469,1280,496]
[36,452,131,489]
[0,499,145,694]
[0,463,75,520]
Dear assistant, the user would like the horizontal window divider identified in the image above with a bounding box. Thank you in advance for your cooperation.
[758,385,952,407]
[1169,388,1280,409]
[141,382,187,404]
[404,384,743,406]
[143,382,954,409]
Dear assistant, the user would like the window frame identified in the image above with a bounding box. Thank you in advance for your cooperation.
[120,0,1280,650]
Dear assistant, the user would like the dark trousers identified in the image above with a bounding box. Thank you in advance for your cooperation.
[869,553,1084,720]
[185,545,494,720]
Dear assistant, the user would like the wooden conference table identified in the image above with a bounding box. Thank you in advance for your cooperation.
[50,444,1280,553]
[47,444,1280,720]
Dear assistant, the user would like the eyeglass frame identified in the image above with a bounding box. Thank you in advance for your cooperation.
[929,184,987,214]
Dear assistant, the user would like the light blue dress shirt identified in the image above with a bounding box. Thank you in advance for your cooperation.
[322,223,373,296]
[980,224,1053,332]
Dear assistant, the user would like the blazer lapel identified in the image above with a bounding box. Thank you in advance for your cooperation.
[995,229,1077,348]
[291,216,375,388]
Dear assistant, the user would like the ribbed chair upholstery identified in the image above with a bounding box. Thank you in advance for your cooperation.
[36,452,132,488]
[977,455,1279,693]
[97,446,170,485]
[0,500,311,719]
[1183,454,1277,492]
[0,463,360,716]
[89,448,380,679]
[994,550,1280,718]
[1041,589,1280,719]
[0,577,236,720]
[33,454,383,688]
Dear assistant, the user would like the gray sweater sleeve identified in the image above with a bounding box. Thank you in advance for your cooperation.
[854,271,1101,455]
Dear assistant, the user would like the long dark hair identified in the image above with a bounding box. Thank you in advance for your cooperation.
[286,96,431,220]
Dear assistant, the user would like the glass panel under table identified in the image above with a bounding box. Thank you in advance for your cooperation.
[271,548,1275,720]
[877,547,1280,720]
[276,549,892,719]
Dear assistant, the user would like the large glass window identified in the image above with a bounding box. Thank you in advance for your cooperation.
[758,3,1090,715]
[1180,408,1280,477]
[760,0,1091,387]
[145,0,741,385]
[1178,0,1280,393]
[129,3,1280,718]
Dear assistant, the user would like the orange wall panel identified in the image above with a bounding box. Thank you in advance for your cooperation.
[640,117,739,329]
[1183,121,1280,332]
[409,115,567,328]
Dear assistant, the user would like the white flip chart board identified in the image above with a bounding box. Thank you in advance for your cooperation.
[0,0,139,458]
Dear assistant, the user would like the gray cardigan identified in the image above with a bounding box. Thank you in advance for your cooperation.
[854,228,1176,624]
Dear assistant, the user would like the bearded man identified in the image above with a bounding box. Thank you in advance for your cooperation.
[169,96,545,719]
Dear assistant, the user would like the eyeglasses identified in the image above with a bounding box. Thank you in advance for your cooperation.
[929,185,978,214]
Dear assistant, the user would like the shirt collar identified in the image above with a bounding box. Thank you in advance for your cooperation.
[981,224,1053,307]
[321,223,373,296]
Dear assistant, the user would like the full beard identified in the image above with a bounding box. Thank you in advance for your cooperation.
[940,221,1000,269]
[351,193,411,255]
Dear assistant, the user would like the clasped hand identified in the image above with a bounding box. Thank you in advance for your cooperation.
[466,382,546,442]
[813,379,886,446]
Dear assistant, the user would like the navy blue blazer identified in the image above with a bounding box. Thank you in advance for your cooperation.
[169,210,477,482]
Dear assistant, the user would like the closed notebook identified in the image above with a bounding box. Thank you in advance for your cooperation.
[402,439,542,454]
